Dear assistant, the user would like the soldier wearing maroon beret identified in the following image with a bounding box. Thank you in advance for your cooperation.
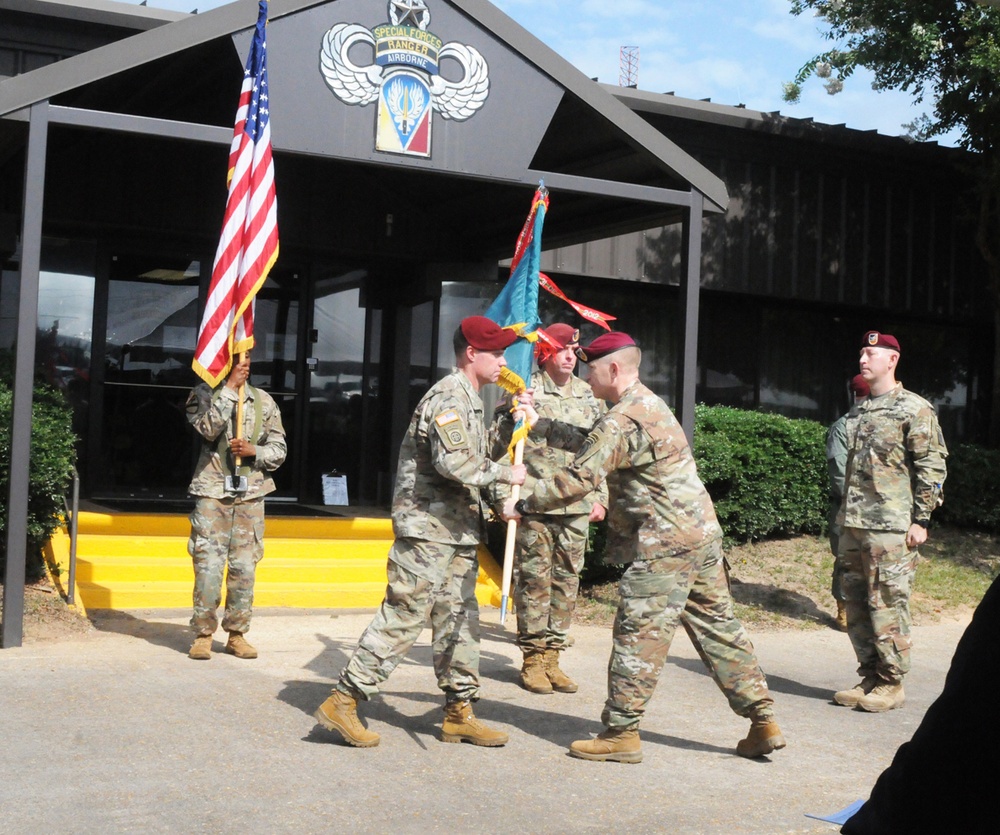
[504,330,784,763]
[833,331,948,713]
[314,315,525,749]
[490,322,607,695]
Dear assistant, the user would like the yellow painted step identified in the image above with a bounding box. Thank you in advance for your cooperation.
[76,580,392,610]
[73,536,392,562]
[55,512,503,611]
[74,555,389,586]
[75,512,394,540]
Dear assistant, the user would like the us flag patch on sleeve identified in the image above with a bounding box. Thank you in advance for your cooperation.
[436,410,460,426]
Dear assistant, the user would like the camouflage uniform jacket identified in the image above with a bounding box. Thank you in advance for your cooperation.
[392,370,513,545]
[186,383,287,500]
[837,382,948,532]
[521,380,722,563]
[490,369,608,515]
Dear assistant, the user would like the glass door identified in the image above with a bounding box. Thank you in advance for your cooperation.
[93,254,304,500]
[305,269,373,506]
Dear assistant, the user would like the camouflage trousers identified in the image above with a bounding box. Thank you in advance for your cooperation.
[514,513,589,652]
[187,496,264,636]
[338,538,482,703]
[829,519,845,601]
[837,526,916,683]
[603,538,773,730]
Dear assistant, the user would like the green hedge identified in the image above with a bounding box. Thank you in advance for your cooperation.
[582,405,828,581]
[693,405,827,542]
[0,381,77,582]
[935,444,1000,532]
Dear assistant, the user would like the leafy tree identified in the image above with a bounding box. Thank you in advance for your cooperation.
[783,0,1000,441]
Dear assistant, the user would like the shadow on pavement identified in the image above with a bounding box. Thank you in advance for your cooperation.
[89,610,193,655]
[731,580,840,629]
[666,654,832,700]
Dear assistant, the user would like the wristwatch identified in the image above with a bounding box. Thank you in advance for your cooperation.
[914,518,929,529]
[514,499,529,516]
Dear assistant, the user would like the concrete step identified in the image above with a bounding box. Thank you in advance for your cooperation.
[74,554,390,585]
[46,513,504,612]
[73,537,392,564]
[76,580,392,610]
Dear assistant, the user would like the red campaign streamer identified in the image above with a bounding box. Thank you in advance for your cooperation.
[539,272,616,331]
[509,190,550,275]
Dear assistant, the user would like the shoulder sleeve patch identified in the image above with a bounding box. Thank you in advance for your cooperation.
[575,420,619,467]
[434,411,470,450]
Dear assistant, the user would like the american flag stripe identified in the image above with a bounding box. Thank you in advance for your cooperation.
[193,0,279,387]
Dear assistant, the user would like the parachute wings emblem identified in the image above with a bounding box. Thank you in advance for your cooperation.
[429,43,490,121]
[319,24,383,106]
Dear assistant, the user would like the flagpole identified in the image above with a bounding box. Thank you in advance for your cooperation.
[234,350,246,470]
[499,436,524,625]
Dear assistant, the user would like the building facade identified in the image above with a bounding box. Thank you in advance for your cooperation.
[0,0,989,514]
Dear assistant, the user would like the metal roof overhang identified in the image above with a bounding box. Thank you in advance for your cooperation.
[1,102,704,255]
[0,0,728,249]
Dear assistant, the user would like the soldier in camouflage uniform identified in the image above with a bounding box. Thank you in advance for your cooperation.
[185,352,287,661]
[491,323,607,695]
[314,316,526,749]
[826,373,871,630]
[833,331,948,713]
[504,331,784,763]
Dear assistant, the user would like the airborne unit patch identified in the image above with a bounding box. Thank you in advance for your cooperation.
[435,410,468,449]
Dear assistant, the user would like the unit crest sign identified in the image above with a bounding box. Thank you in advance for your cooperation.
[320,0,490,157]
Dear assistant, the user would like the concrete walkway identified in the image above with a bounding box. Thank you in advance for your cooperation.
[0,608,969,834]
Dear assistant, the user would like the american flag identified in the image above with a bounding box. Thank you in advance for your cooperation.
[193,0,279,387]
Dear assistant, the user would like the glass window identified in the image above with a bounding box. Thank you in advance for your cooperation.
[100,257,201,496]
[308,276,368,504]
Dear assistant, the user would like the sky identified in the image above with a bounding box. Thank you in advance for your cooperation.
[122,0,961,146]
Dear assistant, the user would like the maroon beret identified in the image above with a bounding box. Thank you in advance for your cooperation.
[850,374,870,397]
[545,323,580,348]
[575,331,637,363]
[862,330,901,353]
[461,316,517,351]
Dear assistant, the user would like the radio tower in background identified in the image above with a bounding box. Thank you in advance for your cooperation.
[619,45,639,88]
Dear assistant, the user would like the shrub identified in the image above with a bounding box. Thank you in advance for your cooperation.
[0,381,77,582]
[581,404,829,580]
[935,444,1000,532]
[693,405,827,542]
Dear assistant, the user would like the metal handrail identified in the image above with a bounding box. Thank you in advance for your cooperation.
[61,466,80,606]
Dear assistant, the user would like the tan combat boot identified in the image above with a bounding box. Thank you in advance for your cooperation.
[440,701,508,746]
[857,681,905,713]
[188,634,212,660]
[569,727,643,763]
[543,648,578,693]
[225,632,258,659]
[520,650,553,694]
[736,715,787,759]
[835,602,848,631]
[314,689,380,747]
[833,675,880,707]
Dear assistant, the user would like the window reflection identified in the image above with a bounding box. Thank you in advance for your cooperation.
[106,278,199,387]
[102,258,201,496]
[308,276,367,504]
[1,242,100,486]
